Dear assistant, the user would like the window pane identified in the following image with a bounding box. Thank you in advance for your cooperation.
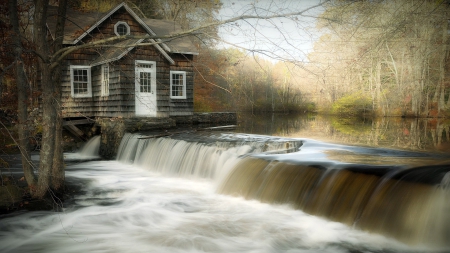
[140,72,151,93]
[82,70,88,82]
[73,70,80,81]
[171,72,185,97]
[137,64,152,69]
[117,24,128,35]
[74,82,87,94]
[72,68,89,95]
[102,65,109,96]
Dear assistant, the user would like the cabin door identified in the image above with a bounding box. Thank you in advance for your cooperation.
[135,60,157,116]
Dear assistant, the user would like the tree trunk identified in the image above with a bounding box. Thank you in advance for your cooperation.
[52,114,64,190]
[375,59,382,115]
[9,0,36,191]
[0,72,2,106]
[51,0,68,191]
[438,18,449,113]
[51,68,64,191]
[447,86,450,109]
[34,0,55,199]
[35,66,56,198]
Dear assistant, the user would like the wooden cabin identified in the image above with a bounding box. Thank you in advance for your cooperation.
[46,2,197,119]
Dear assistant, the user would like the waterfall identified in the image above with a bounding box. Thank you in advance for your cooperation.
[64,135,101,160]
[218,156,450,248]
[116,133,300,180]
[78,135,101,157]
[115,132,450,248]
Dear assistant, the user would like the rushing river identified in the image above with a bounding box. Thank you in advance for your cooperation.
[1,115,450,253]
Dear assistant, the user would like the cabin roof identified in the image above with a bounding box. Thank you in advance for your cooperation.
[46,2,198,62]
[90,38,144,67]
[143,18,199,55]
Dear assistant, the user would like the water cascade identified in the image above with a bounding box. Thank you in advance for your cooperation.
[116,133,301,180]
[115,133,450,249]
[78,135,101,157]
[63,135,101,160]
[3,127,450,252]
[218,157,450,247]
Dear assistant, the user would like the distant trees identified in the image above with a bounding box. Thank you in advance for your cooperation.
[193,0,450,117]
[309,0,450,117]
[193,48,308,113]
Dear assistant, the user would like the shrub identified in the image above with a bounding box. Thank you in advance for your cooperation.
[306,102,316,112]
[332,92,373,117]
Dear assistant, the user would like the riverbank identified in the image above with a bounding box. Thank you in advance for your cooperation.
[0,152,86,215]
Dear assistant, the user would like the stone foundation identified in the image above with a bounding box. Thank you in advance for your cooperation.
[172,112,237,124]
[97,117,176,159]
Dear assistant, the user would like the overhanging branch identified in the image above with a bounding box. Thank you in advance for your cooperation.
[49,0,330,68]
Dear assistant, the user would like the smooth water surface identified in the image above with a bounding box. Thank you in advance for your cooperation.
[236,114,450,154]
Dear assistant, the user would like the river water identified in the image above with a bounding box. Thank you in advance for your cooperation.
[0,114,449,253]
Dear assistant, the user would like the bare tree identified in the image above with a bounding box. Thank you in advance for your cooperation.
[313,0,450,117]
[8,0,36,192]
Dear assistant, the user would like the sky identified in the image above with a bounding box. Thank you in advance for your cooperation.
[216,0,326,62]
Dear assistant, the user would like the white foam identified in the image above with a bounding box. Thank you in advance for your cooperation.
[0,160,421,253]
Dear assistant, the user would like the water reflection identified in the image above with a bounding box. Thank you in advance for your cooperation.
[236,113,450,154]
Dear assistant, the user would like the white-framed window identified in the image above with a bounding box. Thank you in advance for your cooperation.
[170,71,186,99]
[70,65,92,98]
[101,64,109,97]
[114,21,130,36]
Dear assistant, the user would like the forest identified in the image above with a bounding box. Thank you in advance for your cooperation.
[194,0,450,117]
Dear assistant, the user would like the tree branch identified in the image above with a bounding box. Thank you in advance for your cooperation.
[49,0,329,67]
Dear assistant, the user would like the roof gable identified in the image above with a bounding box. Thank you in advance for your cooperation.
[47,2,198,65]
